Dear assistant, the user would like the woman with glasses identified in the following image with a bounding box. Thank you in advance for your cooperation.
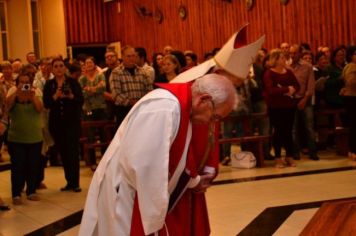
[79,56,107,170]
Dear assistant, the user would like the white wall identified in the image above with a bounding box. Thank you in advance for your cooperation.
[39,0,67,58]
[4,0,67,61]
[7,0,33,61]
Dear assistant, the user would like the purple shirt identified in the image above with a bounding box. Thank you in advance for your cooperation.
[289,60,315,99]
[263,69,300,108]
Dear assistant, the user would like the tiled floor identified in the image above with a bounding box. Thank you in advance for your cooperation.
[274,208,319,236]
[1,150,356,236]
[0,166,92,236]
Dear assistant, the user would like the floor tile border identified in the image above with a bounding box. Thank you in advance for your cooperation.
[25,210,83,236]
[237,196,356,235]
[213,166,356,185]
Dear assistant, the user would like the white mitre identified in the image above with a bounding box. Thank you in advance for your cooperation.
[171,23,265,83]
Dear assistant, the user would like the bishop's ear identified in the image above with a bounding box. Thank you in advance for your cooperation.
[198,94,213,106]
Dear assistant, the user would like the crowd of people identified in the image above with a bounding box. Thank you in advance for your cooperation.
[0,38,354,219]
[0,46,202,209]
[221,42,356,168]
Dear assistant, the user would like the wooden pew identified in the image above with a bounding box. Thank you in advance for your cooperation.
[219,113,270,167]
[335,127,349,156]
[300,198,356,235]
[80,120,117,165]
[314,108,344,136]
[314,108,349,155]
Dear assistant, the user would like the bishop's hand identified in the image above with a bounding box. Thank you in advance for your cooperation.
[192,173,214,193]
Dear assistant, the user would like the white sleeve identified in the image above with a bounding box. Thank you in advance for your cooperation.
[6,86,16,98]
[120,99,180,235]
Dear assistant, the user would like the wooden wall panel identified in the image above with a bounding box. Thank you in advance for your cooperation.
[63,0,111,45]
[63,0,355,61]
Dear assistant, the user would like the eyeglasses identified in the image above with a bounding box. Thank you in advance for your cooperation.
[53,64,64,68]
[209,100,223,122]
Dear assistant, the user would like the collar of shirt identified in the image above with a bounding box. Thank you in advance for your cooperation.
[125,67,136,76]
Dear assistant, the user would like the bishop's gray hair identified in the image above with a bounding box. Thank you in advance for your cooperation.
[191,73,238,110]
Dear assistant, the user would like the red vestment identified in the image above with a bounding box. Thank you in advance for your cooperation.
[130,83,220,236]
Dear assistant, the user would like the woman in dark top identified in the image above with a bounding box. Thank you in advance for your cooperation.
[314,52,330,109]
[43,58,84,192]
[263,49,300,168]
[340,46,356,161]
[152,52,164,81]
[324,47,346,108]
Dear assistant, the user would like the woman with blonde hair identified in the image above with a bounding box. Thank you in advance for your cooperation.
[155,54,181,83]
[263,49,300,168]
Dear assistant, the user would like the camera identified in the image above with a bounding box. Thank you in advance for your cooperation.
[61,83,71,95]
[21,84,31,91]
